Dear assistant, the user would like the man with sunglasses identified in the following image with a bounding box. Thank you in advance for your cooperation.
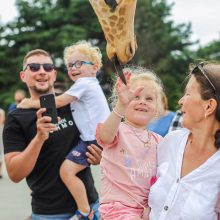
[3,49,101,220]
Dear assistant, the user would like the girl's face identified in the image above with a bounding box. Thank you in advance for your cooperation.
[67,52,97,81]
[178,76,207,130]
[125,80,158,129]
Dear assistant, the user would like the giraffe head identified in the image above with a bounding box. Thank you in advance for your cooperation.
[89,0,137,64]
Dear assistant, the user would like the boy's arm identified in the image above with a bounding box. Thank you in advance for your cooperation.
[55,93,77,107]
[17,98,40,109]
[17,94,77,109]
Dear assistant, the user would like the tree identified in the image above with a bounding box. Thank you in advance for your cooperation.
[0,0,105,110]
[133,0,195,109]
[195,39,220,61]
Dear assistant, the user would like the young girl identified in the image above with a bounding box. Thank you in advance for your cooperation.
[96,67,164,220]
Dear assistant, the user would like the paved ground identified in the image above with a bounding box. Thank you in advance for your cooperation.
[0,162,31,220]
[0,162,101,220]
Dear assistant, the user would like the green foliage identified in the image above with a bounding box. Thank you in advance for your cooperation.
[0,0,219,112]
[195,40,220,61]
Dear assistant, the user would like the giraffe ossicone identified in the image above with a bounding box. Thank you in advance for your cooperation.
[89,0,138,64]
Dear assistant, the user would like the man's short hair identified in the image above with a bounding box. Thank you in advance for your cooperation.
[23,49,52,69]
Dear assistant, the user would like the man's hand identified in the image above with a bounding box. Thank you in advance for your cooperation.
[86,144,102,165]
[35,108,58,142]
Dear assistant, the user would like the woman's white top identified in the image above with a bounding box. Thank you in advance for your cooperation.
[148,128,220,220]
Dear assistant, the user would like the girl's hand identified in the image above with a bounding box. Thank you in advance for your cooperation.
[115,72,144,106]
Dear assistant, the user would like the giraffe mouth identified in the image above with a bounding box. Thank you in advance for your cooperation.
[125,39,137,59]
[104,0,118,11]
[112,55,126,85]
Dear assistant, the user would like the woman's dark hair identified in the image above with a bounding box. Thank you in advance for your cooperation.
[189,61,220,149]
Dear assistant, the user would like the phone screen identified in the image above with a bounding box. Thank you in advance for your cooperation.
[40,94,58,124]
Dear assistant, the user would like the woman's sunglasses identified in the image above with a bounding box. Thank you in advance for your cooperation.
[192,62,216,92]
[24,63,55,72]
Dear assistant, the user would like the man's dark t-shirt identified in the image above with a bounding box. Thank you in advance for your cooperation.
[3,105,98,214]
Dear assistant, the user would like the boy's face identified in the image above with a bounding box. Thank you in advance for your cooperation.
[67,52,98,82]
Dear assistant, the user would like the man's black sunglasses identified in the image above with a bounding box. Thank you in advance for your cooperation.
[24,63,55,72]
[192,62,216,92]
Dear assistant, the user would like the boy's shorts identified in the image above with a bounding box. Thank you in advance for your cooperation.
[66,139,98,167]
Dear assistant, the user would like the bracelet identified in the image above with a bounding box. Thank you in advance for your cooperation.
[112,108,124,119]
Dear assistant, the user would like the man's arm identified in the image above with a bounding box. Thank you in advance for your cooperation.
[5,136,45,182]
[4,108,57,182]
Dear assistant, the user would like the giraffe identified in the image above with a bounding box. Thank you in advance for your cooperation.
[89,0,138,65]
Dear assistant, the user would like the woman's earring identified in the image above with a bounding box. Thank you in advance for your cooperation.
[204,113,207,119]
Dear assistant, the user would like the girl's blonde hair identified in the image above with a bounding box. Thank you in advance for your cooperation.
[110,66,164,117]
[63,40,103,69]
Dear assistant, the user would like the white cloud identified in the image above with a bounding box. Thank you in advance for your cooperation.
[0,0,17,24]
[168,0,220,46]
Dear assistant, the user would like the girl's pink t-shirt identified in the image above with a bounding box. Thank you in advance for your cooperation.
[96,122,162,208]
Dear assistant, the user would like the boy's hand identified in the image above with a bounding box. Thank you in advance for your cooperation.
[86,144,102,165]
[17,98,32,108]
[17,98,40,109]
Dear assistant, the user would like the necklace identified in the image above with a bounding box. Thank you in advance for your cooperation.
[124,121,152,148]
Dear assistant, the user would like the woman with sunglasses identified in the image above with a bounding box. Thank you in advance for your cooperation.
[148,62,220,220]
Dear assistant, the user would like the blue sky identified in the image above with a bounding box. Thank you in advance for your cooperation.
[0,0,220,47]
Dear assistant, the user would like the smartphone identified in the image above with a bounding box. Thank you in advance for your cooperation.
[40,93,58,124]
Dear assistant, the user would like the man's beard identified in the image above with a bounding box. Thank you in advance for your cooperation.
[30,84,53,95]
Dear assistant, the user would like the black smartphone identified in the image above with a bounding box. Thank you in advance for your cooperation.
[40,93,58,124]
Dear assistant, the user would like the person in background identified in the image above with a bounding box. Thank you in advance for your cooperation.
[3,49,102,220]
[168,109,183,132]
[148,91,175,137]
[148,61,220,219]
[96,67,163,220]
[0,108,5,178]
[8,89,26,113]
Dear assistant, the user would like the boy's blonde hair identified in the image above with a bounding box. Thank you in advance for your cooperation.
[63,40,103,69]
[110,66,164,117]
